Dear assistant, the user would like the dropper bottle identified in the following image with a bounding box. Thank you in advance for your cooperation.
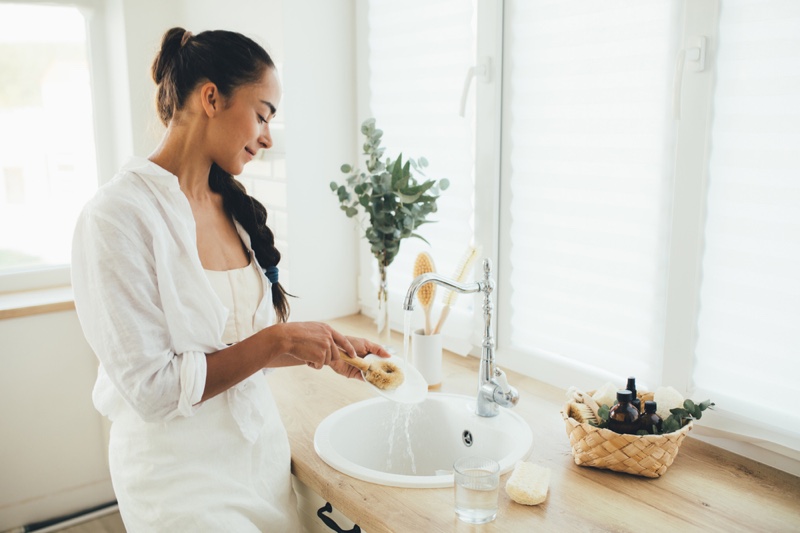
[626,376,641,413]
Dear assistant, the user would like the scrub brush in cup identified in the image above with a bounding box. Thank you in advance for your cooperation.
[432,245,479,334]
[338,350,405,390]
[413,252,437,335]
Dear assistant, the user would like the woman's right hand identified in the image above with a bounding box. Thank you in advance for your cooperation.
[268,321,357,369]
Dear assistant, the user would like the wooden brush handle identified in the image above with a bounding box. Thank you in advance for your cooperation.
[337,350,370,372]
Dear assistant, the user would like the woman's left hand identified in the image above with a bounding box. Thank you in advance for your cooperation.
[329,336,391,380]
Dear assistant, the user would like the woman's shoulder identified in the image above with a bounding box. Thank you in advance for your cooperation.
[83,157,181,222]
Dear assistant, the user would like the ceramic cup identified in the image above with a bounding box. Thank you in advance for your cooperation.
[411,328,442,389]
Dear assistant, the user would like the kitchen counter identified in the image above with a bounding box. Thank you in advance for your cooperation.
[267,314,800,532]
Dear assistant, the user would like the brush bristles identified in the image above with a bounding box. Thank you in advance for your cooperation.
[567,402,598,425]
[442,245,480,306]
[417,282,434,307]
[413,252,436,308]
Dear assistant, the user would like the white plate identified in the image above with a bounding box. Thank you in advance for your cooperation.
[361,353,427,404]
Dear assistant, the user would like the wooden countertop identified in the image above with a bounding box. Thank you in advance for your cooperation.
[267,314,800,532]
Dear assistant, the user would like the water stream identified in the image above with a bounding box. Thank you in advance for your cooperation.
[384,310,419,475]
[386,402,419,474]
[403,309,412,365]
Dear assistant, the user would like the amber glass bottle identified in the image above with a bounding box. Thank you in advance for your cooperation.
[607,390,640,434]
[639,400,663,434]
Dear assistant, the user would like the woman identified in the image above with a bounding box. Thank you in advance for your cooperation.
[71,27,387,531]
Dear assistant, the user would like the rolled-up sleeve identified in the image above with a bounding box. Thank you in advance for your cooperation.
[72,199,207,422]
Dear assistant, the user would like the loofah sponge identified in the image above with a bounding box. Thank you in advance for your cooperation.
[505,461,551,506]
[591,381,617,408]
[654,386,684,420]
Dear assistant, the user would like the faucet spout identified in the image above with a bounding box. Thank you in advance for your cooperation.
[403,258,519,417]
[403,273,482,312]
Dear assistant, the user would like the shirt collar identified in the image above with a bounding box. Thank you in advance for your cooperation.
[121,156,181,191]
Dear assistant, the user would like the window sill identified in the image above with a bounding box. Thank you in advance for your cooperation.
[0,286,75,320]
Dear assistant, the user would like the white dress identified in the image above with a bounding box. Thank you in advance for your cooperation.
[72,157,300,532]
[108,259,300,531]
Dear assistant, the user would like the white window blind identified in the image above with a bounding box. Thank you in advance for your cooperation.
[364,0,478,347]
[501,0,681,386]
[693,0,800,438]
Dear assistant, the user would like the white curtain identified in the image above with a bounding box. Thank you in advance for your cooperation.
[365,0,478,346]
[502,0,681,385]
[693,0,800,433]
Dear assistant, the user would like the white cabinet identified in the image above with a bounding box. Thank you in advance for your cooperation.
[293,476,364,533]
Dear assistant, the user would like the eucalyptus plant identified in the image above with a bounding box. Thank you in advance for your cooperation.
[330,118,449,269]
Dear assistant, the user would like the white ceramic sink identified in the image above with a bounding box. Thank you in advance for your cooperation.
[313,393,533,488]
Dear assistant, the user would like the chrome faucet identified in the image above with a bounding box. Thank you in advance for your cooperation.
[403,258,519,417]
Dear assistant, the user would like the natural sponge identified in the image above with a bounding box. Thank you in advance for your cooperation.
[505,461,551,505]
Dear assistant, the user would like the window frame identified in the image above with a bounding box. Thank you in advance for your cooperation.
[0,0,116,294]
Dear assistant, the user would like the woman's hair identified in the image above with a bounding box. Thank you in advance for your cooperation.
[151,27,291,322]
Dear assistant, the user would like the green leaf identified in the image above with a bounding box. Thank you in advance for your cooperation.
[662,416,681,433]
[340,164,352,173]
[439,178,450,190]
[698,400,715,411]
[397,191,423,204]
[684,399,696,413]
[345,207,358,217]
[409,233,431,246]
[401,180,435,197]
[419,156,429,167]
[329,181,338,191]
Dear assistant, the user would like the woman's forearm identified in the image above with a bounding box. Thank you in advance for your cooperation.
[200,327,287,403]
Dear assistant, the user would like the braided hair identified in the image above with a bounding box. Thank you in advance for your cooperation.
[151,27,290,321]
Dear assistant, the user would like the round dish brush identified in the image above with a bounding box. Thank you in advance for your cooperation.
[413,252,437,335]
[338,351,405,390]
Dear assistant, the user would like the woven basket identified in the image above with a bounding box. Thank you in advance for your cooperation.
[561,391,693,478]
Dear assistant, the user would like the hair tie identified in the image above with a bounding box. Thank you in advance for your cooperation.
[265,266,279,284]
[180,30,193,47]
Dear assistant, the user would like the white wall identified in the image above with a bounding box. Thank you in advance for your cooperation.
[282,0,359,321]
[0,311,113,528]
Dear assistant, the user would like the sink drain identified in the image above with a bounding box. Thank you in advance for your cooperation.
[462,430,473,447]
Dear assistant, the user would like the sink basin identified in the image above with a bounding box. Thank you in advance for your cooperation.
[313,393,533,488]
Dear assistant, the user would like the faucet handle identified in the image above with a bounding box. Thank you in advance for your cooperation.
[494,367,511,393]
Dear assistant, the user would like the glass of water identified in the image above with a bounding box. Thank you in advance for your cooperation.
[453,456,500,524]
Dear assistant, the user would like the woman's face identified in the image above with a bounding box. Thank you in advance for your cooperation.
[208,67,282,176]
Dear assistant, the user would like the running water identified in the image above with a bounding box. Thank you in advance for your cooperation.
[386,402,419,474]
[383,310,421,475]
[403,309,412,365]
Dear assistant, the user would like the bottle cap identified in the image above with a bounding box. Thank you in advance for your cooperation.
[616,389,633,402]
[644,400,657,413]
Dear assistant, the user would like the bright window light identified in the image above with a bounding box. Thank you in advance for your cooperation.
[0,3,98,274]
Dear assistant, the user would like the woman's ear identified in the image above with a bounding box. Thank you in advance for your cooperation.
[199,82,220,117]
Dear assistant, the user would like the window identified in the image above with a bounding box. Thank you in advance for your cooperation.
[0,1,102,290]
[360,0,479,351]
[360,0,800,467]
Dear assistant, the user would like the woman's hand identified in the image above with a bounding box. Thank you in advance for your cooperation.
[328,336,391,380]
[271,322,357,369]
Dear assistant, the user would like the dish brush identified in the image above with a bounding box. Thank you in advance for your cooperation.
[413,252,437,335]
[432,245,479,334]
[338,351,405,390]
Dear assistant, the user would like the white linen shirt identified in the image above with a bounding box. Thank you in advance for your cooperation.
[72,157,275,442]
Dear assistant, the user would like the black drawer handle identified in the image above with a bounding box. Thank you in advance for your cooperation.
[316,502,361,533]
